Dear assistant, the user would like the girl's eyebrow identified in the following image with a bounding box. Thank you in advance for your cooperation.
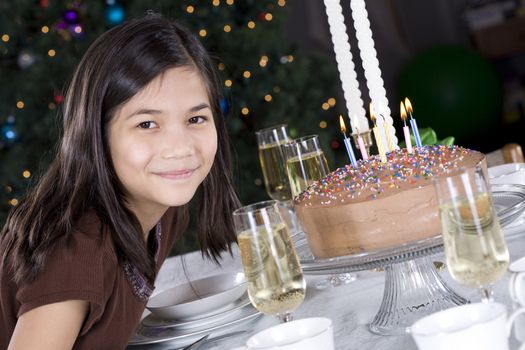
[126,103,211,120]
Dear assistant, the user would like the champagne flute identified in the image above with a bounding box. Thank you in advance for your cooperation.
[256,124,293,201]
[283,135,356,288]
[233,200,306,322]
[283,135,330,198]
[433,166,509,302]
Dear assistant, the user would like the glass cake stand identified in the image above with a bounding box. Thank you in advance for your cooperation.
[295,183,525,335]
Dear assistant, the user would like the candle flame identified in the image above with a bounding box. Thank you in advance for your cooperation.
[404,97,413,115]
[400,101,407,122]
[369,102,376,123]
[339,115,347,134]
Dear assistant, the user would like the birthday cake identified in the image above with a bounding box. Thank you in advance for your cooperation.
[294,145,486,259]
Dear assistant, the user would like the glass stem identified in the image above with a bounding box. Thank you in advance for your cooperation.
[480,287,494,303]
[279,312,293,323]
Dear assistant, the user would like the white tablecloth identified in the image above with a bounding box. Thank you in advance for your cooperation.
[151,227,525,350]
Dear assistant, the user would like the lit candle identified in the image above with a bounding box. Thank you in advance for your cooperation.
[370,103,387,163]
[400,101,413,153]
[405,97,422,148]
[353,114,369,160]
[339,116,357,167]
[323,0,369,133]
[350,0,398,149]
[381,115,395,152]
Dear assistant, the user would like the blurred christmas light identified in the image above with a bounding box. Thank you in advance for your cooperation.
[224,25,232,32]
[17,51,35,70]
[199,29,207,37]
[319,121,327,128]
[63,9,79,24]
[186,5,195,13]
[330,139,341,150]
[328,97,336,106]
[218,62,226,70]
[16,101,24,109]
[212,0,220,6]
[264,94,272,102]
[278,0,286,6]
[22,170,31,178]
[1,35,9,42]
[9,199,18,206]
[48,102,56,110]
[265,13,273,21]
[224,79,232,87]
[106,4,125,25]
[41,26,50,33]
[226,0,234,5]
[74,25,82,34]
[259,55,268,67]
[48,49,56,57]
[254,178,263,186]
[243,71,251,78]
[5,186,12,193]
[322,103,329,110]
[247,21,256,29]
[287,55,294,62]
[241,107,249,115]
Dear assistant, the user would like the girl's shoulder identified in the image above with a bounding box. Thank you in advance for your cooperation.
[66,210,118,263]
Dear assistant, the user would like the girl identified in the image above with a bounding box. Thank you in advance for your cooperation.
[0,14,240,349]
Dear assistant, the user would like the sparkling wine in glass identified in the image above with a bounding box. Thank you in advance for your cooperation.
[434,166,509,302]
[233,200,306,322]
[283,135,330,198]
[256,124,292,201]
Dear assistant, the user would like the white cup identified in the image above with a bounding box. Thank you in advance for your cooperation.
[510,257,525,306]
[509,256,525,341]
[410,302,525,350]
[230,317,333,350]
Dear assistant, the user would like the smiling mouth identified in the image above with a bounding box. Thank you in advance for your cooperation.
[153,168,197,180]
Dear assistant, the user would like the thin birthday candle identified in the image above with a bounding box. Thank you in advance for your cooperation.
[405,97,422,148]
[353,114,369,160]
[400,101,413,153]
[370,103,387,163]
[381,115,395,152]
[339,116,357,167]
[323,0,369,133]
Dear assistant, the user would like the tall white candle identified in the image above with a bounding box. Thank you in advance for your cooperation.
[349,0,398,149]
[323,0,369,133]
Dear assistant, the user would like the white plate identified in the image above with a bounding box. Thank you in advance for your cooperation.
[142,292,251,329]
[128,303,261,347]
[147,272,247,320]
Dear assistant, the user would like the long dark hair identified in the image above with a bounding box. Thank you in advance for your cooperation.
[1,15,240,284]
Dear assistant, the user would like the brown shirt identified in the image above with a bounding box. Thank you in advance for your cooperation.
[0,207,186,350]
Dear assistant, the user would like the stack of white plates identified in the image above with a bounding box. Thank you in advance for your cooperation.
[128,272,261,349]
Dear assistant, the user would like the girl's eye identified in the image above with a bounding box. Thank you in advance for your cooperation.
[188,116,206,124]
[137,121,157,129]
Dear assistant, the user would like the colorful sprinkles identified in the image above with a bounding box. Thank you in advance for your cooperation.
[295,145,476,205]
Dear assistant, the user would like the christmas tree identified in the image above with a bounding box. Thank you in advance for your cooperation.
[0,1,342,246]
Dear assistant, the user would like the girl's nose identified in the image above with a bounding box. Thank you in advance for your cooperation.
[160,128,194,159]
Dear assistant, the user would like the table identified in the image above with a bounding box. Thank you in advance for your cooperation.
[152,226,525,350]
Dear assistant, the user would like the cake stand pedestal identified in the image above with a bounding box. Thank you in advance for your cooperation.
[296,235,468,335]
[369,255,467,335]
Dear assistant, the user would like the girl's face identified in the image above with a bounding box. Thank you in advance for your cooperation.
[108,67,217,223]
